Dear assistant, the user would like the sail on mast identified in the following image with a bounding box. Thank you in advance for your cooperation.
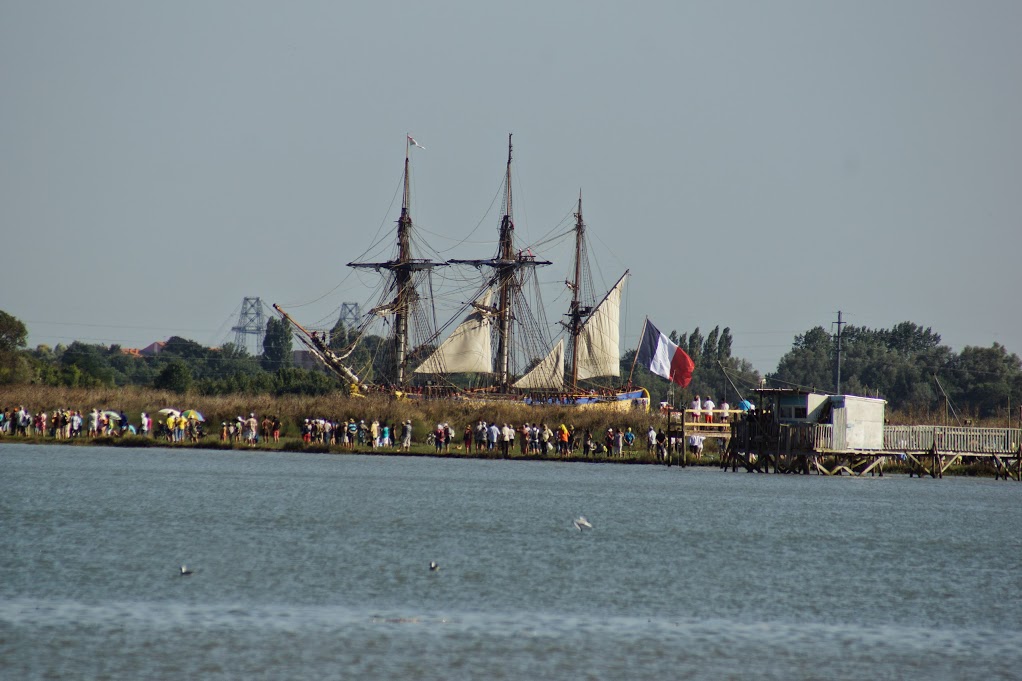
[573,272,627,381]
[513,338,564,390]
[413,290,495,375]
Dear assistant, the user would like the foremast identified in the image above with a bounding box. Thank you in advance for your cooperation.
[347,136,444,386]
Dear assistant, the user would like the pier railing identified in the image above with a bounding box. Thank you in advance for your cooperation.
[742,422,1021,454]
[883,426,1021,453]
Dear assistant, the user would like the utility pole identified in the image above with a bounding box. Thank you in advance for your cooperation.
[834,310,845,394]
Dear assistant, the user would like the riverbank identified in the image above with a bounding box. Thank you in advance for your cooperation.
[3,431,1011,478]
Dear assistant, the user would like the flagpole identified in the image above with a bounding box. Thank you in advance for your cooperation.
[627,317,649,385]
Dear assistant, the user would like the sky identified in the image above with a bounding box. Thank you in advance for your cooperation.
[2,0,1020,374]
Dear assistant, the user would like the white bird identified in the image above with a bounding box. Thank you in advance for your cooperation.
[180,565,193,576]
[573,516,593,531]
[429,561,440,571]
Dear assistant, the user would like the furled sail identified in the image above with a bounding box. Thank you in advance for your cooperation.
[513,339,565,390]
[413,291,494,375]
[574,273,626,380]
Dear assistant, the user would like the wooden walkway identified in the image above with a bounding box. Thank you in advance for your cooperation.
[719,418,1022,481]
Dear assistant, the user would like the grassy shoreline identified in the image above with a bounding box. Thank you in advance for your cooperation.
[2,385,1014,477]
[2,431,1009,477]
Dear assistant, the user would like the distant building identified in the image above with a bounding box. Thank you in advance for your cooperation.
[140,341,166,356]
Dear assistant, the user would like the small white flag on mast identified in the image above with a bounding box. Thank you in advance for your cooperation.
[407,135,426,150]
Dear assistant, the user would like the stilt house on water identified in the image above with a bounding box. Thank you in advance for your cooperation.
[724,388,1021,479]
[751,389,886,451]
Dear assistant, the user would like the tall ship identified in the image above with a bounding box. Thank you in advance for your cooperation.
[274,135,648,411]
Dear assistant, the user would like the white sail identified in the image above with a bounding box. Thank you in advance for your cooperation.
[413,291,494,375]
[513,339,565,390]
[575,273,627,380]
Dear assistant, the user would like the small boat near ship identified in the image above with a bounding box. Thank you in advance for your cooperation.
[274,135,648,411]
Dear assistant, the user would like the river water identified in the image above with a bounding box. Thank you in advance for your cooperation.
[1,443,1019,680]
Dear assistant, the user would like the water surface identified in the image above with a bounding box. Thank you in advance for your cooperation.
[2,443,1019,679]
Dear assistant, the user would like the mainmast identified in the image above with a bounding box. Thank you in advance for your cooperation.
[450,134,550,390]
[494,134,517,388]
[348,136,444,386]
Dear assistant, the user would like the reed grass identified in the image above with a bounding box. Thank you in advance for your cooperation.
[0,385,666,441]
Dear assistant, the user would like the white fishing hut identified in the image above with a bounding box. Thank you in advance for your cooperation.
[753,389,886,451]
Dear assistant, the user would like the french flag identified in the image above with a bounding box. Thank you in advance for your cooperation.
[636,318,694,387]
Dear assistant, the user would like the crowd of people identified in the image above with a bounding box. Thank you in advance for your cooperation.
[423,420,667,459]
[2,404,726,461]
[289,417,414,451]
[0,406,154,439]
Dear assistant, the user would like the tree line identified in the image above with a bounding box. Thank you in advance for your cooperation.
[768,322,1021,419]
[1,310,1019,418]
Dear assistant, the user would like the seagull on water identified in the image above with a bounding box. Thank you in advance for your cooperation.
[429,561,440,571]
[573,516,593,531]
[180,565,193,576]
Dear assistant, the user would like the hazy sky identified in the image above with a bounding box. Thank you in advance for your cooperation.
[2,1,1020,373]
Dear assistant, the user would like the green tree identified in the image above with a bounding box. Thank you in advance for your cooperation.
[60,342,117,386]
[717,327,733,360]
[770,327,835,392]
[273,367,334,395]
[262,318,294,371]
[0,310,28,353]
[687,327,703,366]
[0,310,30,383]
[154,360,193,393]
[702,326,720,364]
[947,344,1022,418]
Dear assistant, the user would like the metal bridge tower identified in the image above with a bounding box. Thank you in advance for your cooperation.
[232,297,266,355]
[339,302,361,330]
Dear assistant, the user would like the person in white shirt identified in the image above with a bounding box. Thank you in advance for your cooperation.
[687,434,705,459]
[719,401,730,423]
[702,397,715,423]
[689,395,701,422]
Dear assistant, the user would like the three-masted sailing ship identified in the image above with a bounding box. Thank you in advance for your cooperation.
[275,135,648,410]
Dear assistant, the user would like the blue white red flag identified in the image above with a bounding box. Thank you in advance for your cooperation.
[636,318,694,387]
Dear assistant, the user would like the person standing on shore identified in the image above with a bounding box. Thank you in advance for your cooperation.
[246,413,258,445]
[487,422,499,451]
[272,416,282,443]
[433,423,445,453]
[500,423,512,458]
[402,420,413,450]
[476,421,487,451]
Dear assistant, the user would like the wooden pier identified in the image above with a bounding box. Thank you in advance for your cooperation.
[719,415,1022,480]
